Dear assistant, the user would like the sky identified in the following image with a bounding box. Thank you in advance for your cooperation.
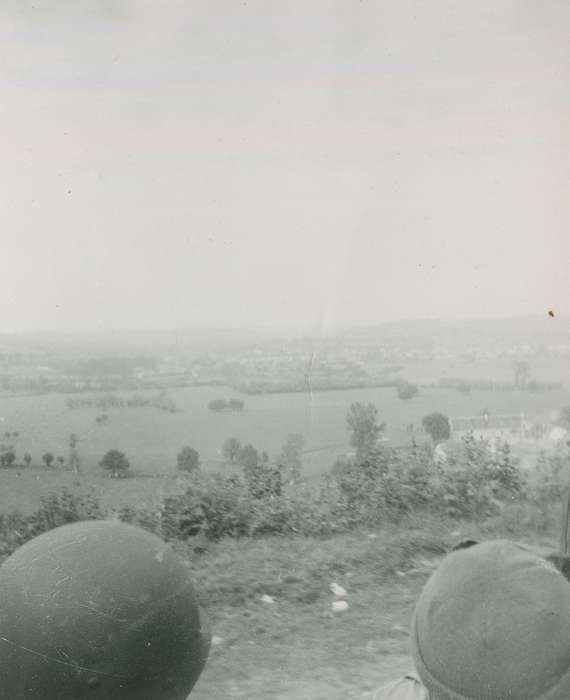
[1,1,569,334]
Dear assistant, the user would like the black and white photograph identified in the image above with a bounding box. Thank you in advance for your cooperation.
[1,1,569,698]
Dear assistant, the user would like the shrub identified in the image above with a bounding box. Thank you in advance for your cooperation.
[396,381,419,400]
[237,444,259,470]
[0,489,105,563]
[176,446,200,473]
[422,412,451,445]
[222,437,241,462]
[100,449,131,478]
[243,460,283,499]
[0,450,16,468]
[208,399,228,412]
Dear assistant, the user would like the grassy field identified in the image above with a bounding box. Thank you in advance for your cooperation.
[1,383,568,475]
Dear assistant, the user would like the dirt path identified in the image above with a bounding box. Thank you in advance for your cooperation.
[191,567,427,700]
[271,655,414,700]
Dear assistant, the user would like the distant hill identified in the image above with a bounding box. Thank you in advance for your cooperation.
[328,316,570,350]
[0,315,567,357]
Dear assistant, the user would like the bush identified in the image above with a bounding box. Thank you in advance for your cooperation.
[422,412,451,445]
[396,381,419,400]
[208,399,228,412]
[42,452,55,468]
[222,437,241,462]
[243,460,283,499]
[176,446,200,473]
[0,450,16,468]
[100,449,131,478]
[0,489,105,563]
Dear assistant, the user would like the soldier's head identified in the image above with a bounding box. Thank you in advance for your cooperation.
[410,539,570,700]
[0,520,211,699]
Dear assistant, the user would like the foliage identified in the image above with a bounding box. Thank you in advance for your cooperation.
[0,429,560,554]
[0,450,16,468]
[222,437,241,462]
[237,444,260,470]
[42,452,55,468]
[208,399,229,412]
[100,449,131,478]
[176,445,200,473]
[422,412,451,445]
[243,460,283,500]
[208,398,244,412]
[528,445,570,509]
[277,433,305,484]
[396,381,419,400]
[512,360,531,389]
[346,403,385,463]
[66,392,176,413]
[558,406,570,431]
[0,489,105,562]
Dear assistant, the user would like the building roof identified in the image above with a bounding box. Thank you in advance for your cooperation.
[450,414,523,432]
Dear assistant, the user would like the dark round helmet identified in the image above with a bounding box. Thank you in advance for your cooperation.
[0,520,211,699]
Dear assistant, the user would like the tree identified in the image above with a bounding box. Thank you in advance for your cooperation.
[228,398,244,411]
[100,450,130,478]
[237,444,259,470]
[346,403,385,462]
[0,450,16,468]
[177,446,200,473]
[68,434,80,474]
[222,437,241,463]
[42,452,55,468]
[208,399,228,412]
[512,360,531,389]
[57,456,65,468]
[277,433,305,484]
[558,406,570,431]
[456,382,472,394]
[396,381,419,400]
[422,413,451,445]
[23,453,32,467]
[245,461,282,499]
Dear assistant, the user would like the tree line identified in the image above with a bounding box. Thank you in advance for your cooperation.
[66,392,177,413]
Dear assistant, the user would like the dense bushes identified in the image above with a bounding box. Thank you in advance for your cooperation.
[0,489,104,562]
[112,435,558,540]
[0,436,567,560]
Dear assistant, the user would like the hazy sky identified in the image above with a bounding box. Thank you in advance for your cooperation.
[1,1,569,333]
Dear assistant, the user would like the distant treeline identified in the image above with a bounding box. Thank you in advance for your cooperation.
[208,398,244,412]
[234,378,399,395]
[66,392,177,413]
[438,377,562,393]
[63,356,157,377]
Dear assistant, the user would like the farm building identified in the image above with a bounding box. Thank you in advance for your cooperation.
[449,413,526,442]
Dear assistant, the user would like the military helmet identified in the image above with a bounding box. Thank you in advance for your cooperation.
[0,520,211,699]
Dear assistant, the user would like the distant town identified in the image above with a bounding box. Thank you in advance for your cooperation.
[0,317,568,397]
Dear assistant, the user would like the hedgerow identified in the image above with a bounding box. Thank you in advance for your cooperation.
[0,435,566,559]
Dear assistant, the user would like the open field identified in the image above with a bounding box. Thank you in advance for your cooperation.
[0,355,567,516]
[0,375,569,513]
